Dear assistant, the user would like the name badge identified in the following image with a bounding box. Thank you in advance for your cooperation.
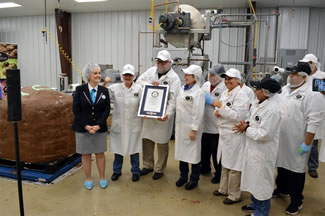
[116,92,124,97]
[295,94,304,100]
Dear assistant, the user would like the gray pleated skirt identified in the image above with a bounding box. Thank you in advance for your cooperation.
[75,132,107,154]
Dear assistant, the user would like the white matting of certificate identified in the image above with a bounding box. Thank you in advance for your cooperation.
[143,88,164,112]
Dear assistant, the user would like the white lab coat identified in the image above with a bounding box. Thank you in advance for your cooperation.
[217,86,250,171]
[108,83,143,156]
[201,81,227,134]
[306,70,325,139]
[241,84,256,104]
[175,84,205,164]
[320,141,325,162]
[136,66,181,144]
[276,82,324,173]
[240,97,281,200]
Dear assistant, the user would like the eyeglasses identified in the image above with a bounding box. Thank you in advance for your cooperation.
[156,60,169,65]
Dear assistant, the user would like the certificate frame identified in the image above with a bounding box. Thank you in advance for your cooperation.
[138,84,169,118]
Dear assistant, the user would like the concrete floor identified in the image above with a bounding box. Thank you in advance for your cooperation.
[1,141,325,216]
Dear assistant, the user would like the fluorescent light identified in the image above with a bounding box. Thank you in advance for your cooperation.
[0,2,22,8]
[75,0,107,2]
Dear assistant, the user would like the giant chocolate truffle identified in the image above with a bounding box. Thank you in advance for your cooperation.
[0,86,76,163]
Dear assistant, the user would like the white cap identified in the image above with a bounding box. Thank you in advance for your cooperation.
[122,64,135,75]
[155,50,172,62]
[221,68,242,80]
[300,54,318,64]
[182,65,202,82]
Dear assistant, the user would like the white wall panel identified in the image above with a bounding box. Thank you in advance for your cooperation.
[256,8,278,61]
[0,15,61,87]
[308,8,325,71]
[279,7,309,49]
[2,7,325,86]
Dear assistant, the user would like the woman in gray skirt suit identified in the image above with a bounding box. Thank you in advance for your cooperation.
[72,63,110,190]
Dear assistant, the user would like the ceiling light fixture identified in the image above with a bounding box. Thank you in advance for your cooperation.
[75,0,108,2]
[0,2,22,8]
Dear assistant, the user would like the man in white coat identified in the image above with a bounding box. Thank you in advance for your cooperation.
[274,62,324,215]
[234,77,282,216]
[212,68,250,205]
[136,50,181,180]
[108,64,143,182]
[201,64,227,184]
[299,53,325,178]
[175,65,205,190]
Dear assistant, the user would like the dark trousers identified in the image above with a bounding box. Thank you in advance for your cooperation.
[200,133,221,179]
[275,167,306,206]
[113,153,140,175]
[179,161,200,183]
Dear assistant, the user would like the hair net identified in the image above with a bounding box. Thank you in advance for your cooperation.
[83,63,100,82]
[240,72,246,82]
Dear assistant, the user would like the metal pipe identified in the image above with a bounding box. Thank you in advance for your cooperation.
[275,7,281,66]
[263,18,270,72]
[218,61,252,65]
[154,1,178,8]
[216,13,280,17]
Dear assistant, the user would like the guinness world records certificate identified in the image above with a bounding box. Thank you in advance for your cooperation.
[138,84,169,118]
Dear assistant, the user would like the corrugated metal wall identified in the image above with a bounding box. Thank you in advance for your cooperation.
[0,15,61,87]
[308,8,325,71]
[0,7,324,87]
[279,7,310,49]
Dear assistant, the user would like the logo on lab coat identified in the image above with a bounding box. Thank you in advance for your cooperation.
[134,93,139,97]
[254,115,261,123]
[102,95,106,99]
[214,92,220,97]
[151,91,159,97]
[185,96,193,101]
[226,102,232,107]
[163,81,168,85]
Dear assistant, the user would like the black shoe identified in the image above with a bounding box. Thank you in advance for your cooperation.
[241,204,255,212]
[272,189,290,198]
[111,173,121,181]
[211,175,220,184]
[132,174,140,182]
[308,170,318,178]
[152,172,164,180]
[185,181,198,190]
[285,203,303,215]
[176,178,187,187]
[223,198,241,205]
[140,168,154,176]
[213,190,227,196]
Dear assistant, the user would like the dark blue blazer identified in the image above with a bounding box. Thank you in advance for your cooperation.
[72,84,110,133]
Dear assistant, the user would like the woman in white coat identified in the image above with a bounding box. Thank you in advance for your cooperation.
[201,64,227,184]
[212,68,249,205]
[175,64,205,190]
[275,62,324,215]
[108,64,143,182]
[234,77,282,216]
